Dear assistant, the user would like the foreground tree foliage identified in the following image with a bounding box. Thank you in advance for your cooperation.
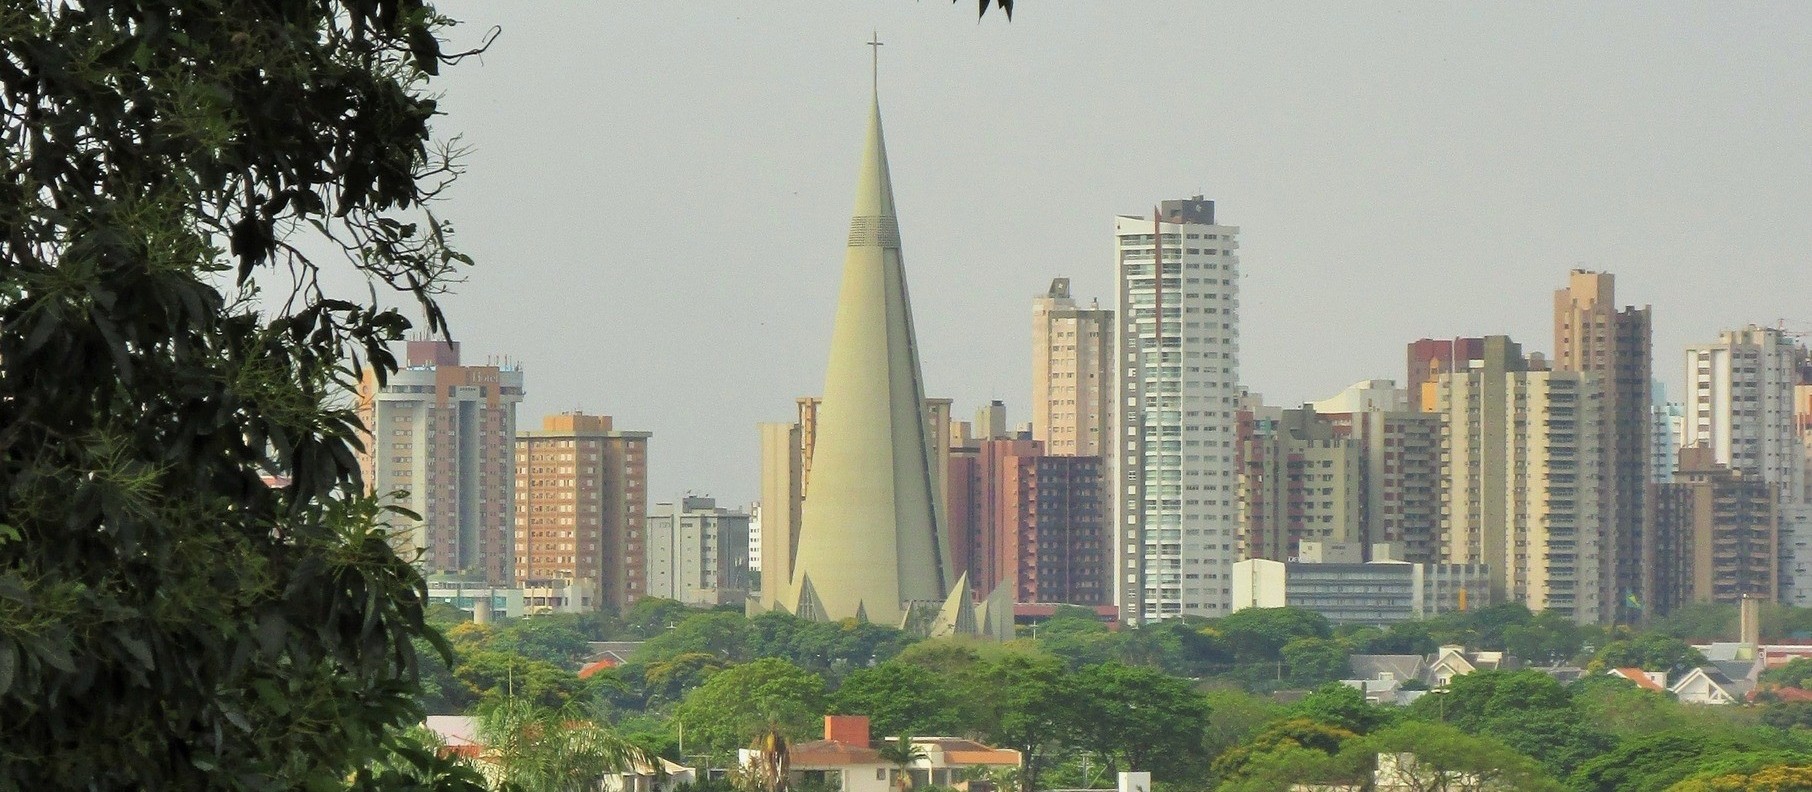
[0,1,486,788]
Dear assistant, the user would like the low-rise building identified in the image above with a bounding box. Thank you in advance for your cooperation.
[1232,543,1489,625]
[752,716,1019,792]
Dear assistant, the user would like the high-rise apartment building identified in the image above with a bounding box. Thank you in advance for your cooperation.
[646,496,752,607]
[1313,380,1444,564]
[1684,325,1807,497]
[514,412,649,613]
[1553,270,1652,624]
[1647,447,1779,612]
[358,340,524,584]
[1236,408,1362,563]
[1435,338,1606,624]
[1115,196,1241,622]
[945,437,1109,605]
[1033,278,1114,457]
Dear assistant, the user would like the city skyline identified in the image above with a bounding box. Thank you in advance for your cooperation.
[398,3,1812,504]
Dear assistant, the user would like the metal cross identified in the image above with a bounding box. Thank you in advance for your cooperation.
[868,31,883,95]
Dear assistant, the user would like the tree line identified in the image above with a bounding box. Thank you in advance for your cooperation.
[423,598,1812,790]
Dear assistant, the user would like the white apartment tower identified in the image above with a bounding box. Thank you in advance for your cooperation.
[1684,325,1807,498]
[1033,278,1114,457]
[1114,197,1241,622]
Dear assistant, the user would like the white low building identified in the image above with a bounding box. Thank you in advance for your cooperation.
[1234,543,1490,625]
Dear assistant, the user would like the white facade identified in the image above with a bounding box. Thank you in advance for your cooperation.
[1114,198,1240,622]
[1311,379,1410,414]
[645,496,752,607]
[747,501,763,574]
[1784,502,1812,607]
[1684,326,1805,497]
[1231,556,1490,625]
[1652,400,1682,483]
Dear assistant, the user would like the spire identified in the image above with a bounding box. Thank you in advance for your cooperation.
[848,48,897,241]
[788,57,954,631]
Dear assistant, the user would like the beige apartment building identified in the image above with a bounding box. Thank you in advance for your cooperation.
[514,412,649,613]
[1553,270,1653,624]
[358,340,523,585]
[1236,407,1362,563]
[1436,337,1606,624]
[1032,277,1113,457]
[1312,380,1444,564]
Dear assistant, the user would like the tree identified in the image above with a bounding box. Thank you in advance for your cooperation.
[733,723,791,792]
[1503,610,1588,665]
[1592,633,1707,674]
[475,697,652,792]
[1281,636,1352,688]
[489,617,595,666]
[1213,608,1332,664]
[456,650,587,708]
[832,661,964,737]
[1670,764,1812,791]
[642,651,734,704]
[0,2,489,788]
[1064,661,1212,780]
[1406,670,1571,726]
[875,735,930,791]
[1760,657,1812,690]
[1201,688,1283,761]
[1289,683,1393,735]
[674,658,827,761]
[1567,732,1728,792]
[1761,700,1812,731]
[958,652,1071,792]
[1342,721,1563,792]
[1209,717,1357,786]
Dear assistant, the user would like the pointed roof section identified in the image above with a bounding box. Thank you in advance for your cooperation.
[845,98,901,249]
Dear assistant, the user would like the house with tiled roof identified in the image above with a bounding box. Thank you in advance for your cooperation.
[1606,667,1668,693]
[754,716,1019,792]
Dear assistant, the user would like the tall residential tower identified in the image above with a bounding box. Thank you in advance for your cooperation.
[358,340,523,585]
[1114,197,1241,622]
[513,412,649,612]
[1553,270,1651,622]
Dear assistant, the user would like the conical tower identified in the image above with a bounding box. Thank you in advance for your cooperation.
[786,84,955,628]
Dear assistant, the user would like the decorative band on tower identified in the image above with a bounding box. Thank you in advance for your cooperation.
[846,215,902,248]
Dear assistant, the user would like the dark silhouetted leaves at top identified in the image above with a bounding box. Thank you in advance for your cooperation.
[964,0,1014,19]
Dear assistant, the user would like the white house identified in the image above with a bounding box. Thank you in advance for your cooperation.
[1670,667,1745,705]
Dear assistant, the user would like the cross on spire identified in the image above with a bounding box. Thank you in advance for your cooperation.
[867,31,883,96]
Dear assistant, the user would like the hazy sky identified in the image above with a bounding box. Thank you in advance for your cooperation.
[407,2,1812,505]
